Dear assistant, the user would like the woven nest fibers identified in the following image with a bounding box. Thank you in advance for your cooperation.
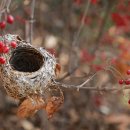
[9,46,44,72]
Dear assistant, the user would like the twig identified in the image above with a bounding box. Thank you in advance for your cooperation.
[72,0,91,47]
[0,0,12,21]
[0,0,6,11]
[26,0,35,44]
[5,0,11,12]
[53,71,99,90]
[30,0,35,44]
[0,0,11,12]
[57,66,78,81]
[91,1,116,53]
[55,80,130,92]
[107,66,124,80]
[54,65,128,92]
[69,0,91,72]
[76,72,97,91]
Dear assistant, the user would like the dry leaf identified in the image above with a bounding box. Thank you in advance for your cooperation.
[17,86,64,118]
[45,96,63,119]
[55,63,61,76]
[115,51,130,76]
[17,96,46,118]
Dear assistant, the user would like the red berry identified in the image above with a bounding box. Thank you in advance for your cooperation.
[125,79,130,85]
[128,99,130,104]
[7,15,14,24]
[127,70,130,75]
[10,41,17,48]
[0,21,6,29]
[0,41,4,53]
[3,46,9,53]
[0,57,6,64]
[118,79,124,84]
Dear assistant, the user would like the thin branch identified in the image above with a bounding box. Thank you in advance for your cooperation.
[69,0,91,72]
[25,0,35,43]
[81,86,130,92]
[91,1,116,53]
[72,0,91,47]
[0,0,6,11]
[0,0,12,24]
[30,0,35,44]
[107,66,124,80]
[0,0,12,18]
[57,66,78,81]
[76,72,97,91]
[54,65,127,93]
[55,80,130,92]
[6,0,11,12]
[30,0,35,20]
[53,71,99,90]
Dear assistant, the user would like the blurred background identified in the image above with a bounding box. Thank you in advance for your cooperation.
[1,0,130,130]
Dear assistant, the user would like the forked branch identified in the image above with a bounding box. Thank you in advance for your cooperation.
[54,65,126,92]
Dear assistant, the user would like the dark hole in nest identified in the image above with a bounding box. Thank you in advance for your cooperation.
[9,47,44,72]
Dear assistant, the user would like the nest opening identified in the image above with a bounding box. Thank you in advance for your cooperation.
[9,47,44,72]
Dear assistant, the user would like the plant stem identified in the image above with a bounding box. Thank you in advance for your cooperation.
[30,0,35,44]
[69,0,91,73]
[91,1,116,53]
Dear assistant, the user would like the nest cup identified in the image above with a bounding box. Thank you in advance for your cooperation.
[9,47,44,72]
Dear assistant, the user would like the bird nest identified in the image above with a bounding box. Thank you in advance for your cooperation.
[0,34,63,118]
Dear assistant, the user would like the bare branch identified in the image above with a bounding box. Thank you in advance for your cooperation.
[53,71,99,90]
[0,0,12,15]
[0,0,6,11]
[26,0,35,44]
[57,66,78,81]
[72,0,91,47]
[0,0,12,23]
[69,0,91,71]
[30,0,35,44]
[76,72,97,91]
[5,0,11,13]
[54,65,127,93]
[54,79,130,92]
[92,1,116,53]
